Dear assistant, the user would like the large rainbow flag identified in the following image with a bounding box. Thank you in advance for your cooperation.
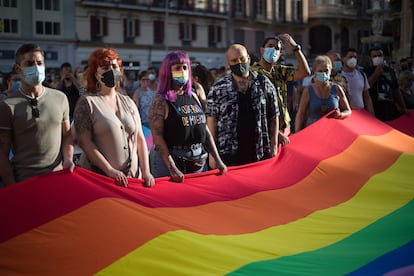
[0,110,413,275]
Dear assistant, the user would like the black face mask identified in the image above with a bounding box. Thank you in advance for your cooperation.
[101,69,121,88]
[230,62,250,77]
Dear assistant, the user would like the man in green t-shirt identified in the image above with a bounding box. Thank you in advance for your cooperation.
[0,43,74,186]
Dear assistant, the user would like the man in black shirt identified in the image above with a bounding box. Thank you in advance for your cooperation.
[58,62,81,121]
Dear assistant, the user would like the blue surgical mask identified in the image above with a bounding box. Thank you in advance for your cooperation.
[11,80,22,91]
[263,47,280,64]
[22,65,45,86]
[315,72,330,83]
[333,61,342,72]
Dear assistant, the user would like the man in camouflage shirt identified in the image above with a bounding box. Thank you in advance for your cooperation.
[251,34,310,144]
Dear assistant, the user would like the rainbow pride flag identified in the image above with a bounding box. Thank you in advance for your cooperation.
[0,110,413,275]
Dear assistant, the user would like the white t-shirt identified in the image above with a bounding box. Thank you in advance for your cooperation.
[341,70,370,109]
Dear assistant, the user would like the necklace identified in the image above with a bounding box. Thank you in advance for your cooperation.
[19,86,44,99]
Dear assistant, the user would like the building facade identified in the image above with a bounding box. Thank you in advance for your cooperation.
[0,0,412,74]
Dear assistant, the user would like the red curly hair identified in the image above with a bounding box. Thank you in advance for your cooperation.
[86,48,124,93]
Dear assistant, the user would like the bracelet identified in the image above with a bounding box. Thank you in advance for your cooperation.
[292,45,301,52]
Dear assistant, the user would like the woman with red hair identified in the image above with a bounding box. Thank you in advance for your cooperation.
[73,48,154,187]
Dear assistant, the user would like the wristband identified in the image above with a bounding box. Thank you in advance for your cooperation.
[292,45,301,52]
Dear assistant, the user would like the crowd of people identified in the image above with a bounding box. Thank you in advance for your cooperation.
[0,40,413,188]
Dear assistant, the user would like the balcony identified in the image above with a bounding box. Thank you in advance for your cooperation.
[308,2,358,20]
[80,0,228,18]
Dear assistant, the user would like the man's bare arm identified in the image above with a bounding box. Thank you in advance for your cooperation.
[0,129,15,185]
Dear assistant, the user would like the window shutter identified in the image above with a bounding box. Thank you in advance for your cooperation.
[191,23,196,40]
[103,16,108,36]
[90,15,98,36]
[123,18,127,38]
[217,26,222,42]
[135,19,140,36]
[231,0,236,17]
[208,25,214,43]
[179,23,184,39]
[154,20,164,43]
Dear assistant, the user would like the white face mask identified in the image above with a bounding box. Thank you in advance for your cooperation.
[372,56,384,66]
[346,57,357,68]
[148,73,156,81]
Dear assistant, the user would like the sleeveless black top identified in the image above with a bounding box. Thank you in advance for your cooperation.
[164,93,206,147]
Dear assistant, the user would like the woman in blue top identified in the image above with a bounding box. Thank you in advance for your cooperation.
[295,55,351,132]
[148,51,227,182]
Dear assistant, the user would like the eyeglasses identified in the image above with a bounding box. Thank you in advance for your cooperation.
[29,98,40,118]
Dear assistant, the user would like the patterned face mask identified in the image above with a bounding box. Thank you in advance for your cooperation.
[172,71,189,87]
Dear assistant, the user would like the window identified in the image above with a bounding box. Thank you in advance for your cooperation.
[153,20,164,44]
[35,0,60,11]
[233,0,245,17]
[256,0,266,19]
[1,0,17,8]
[179,23,196,46]
[36,21,60,35]
[208,25,222,47]
[292,0,302,23]
[274,0,285,22]
[255,31,265,52]
[0,18,18,33]
[177,0,194,10]
[90,16,108,38]
[124,18,140,43]
[234,29,245,45]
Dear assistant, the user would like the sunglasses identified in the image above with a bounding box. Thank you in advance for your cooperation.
[29,98,40,118]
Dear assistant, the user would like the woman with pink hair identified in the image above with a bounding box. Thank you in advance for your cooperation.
[149,51,226,182]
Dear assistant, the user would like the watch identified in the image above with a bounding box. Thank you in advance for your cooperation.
[292,44,301,52]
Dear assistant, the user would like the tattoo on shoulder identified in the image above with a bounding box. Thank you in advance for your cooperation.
[149,95,166,135]
[73,98,92,133]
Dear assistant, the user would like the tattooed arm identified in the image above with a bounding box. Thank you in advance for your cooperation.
[149,94,184,183]
[74,97,128,187]
[0,129,15,185]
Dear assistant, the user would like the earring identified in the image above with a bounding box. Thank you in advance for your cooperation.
[96,81,101,91]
